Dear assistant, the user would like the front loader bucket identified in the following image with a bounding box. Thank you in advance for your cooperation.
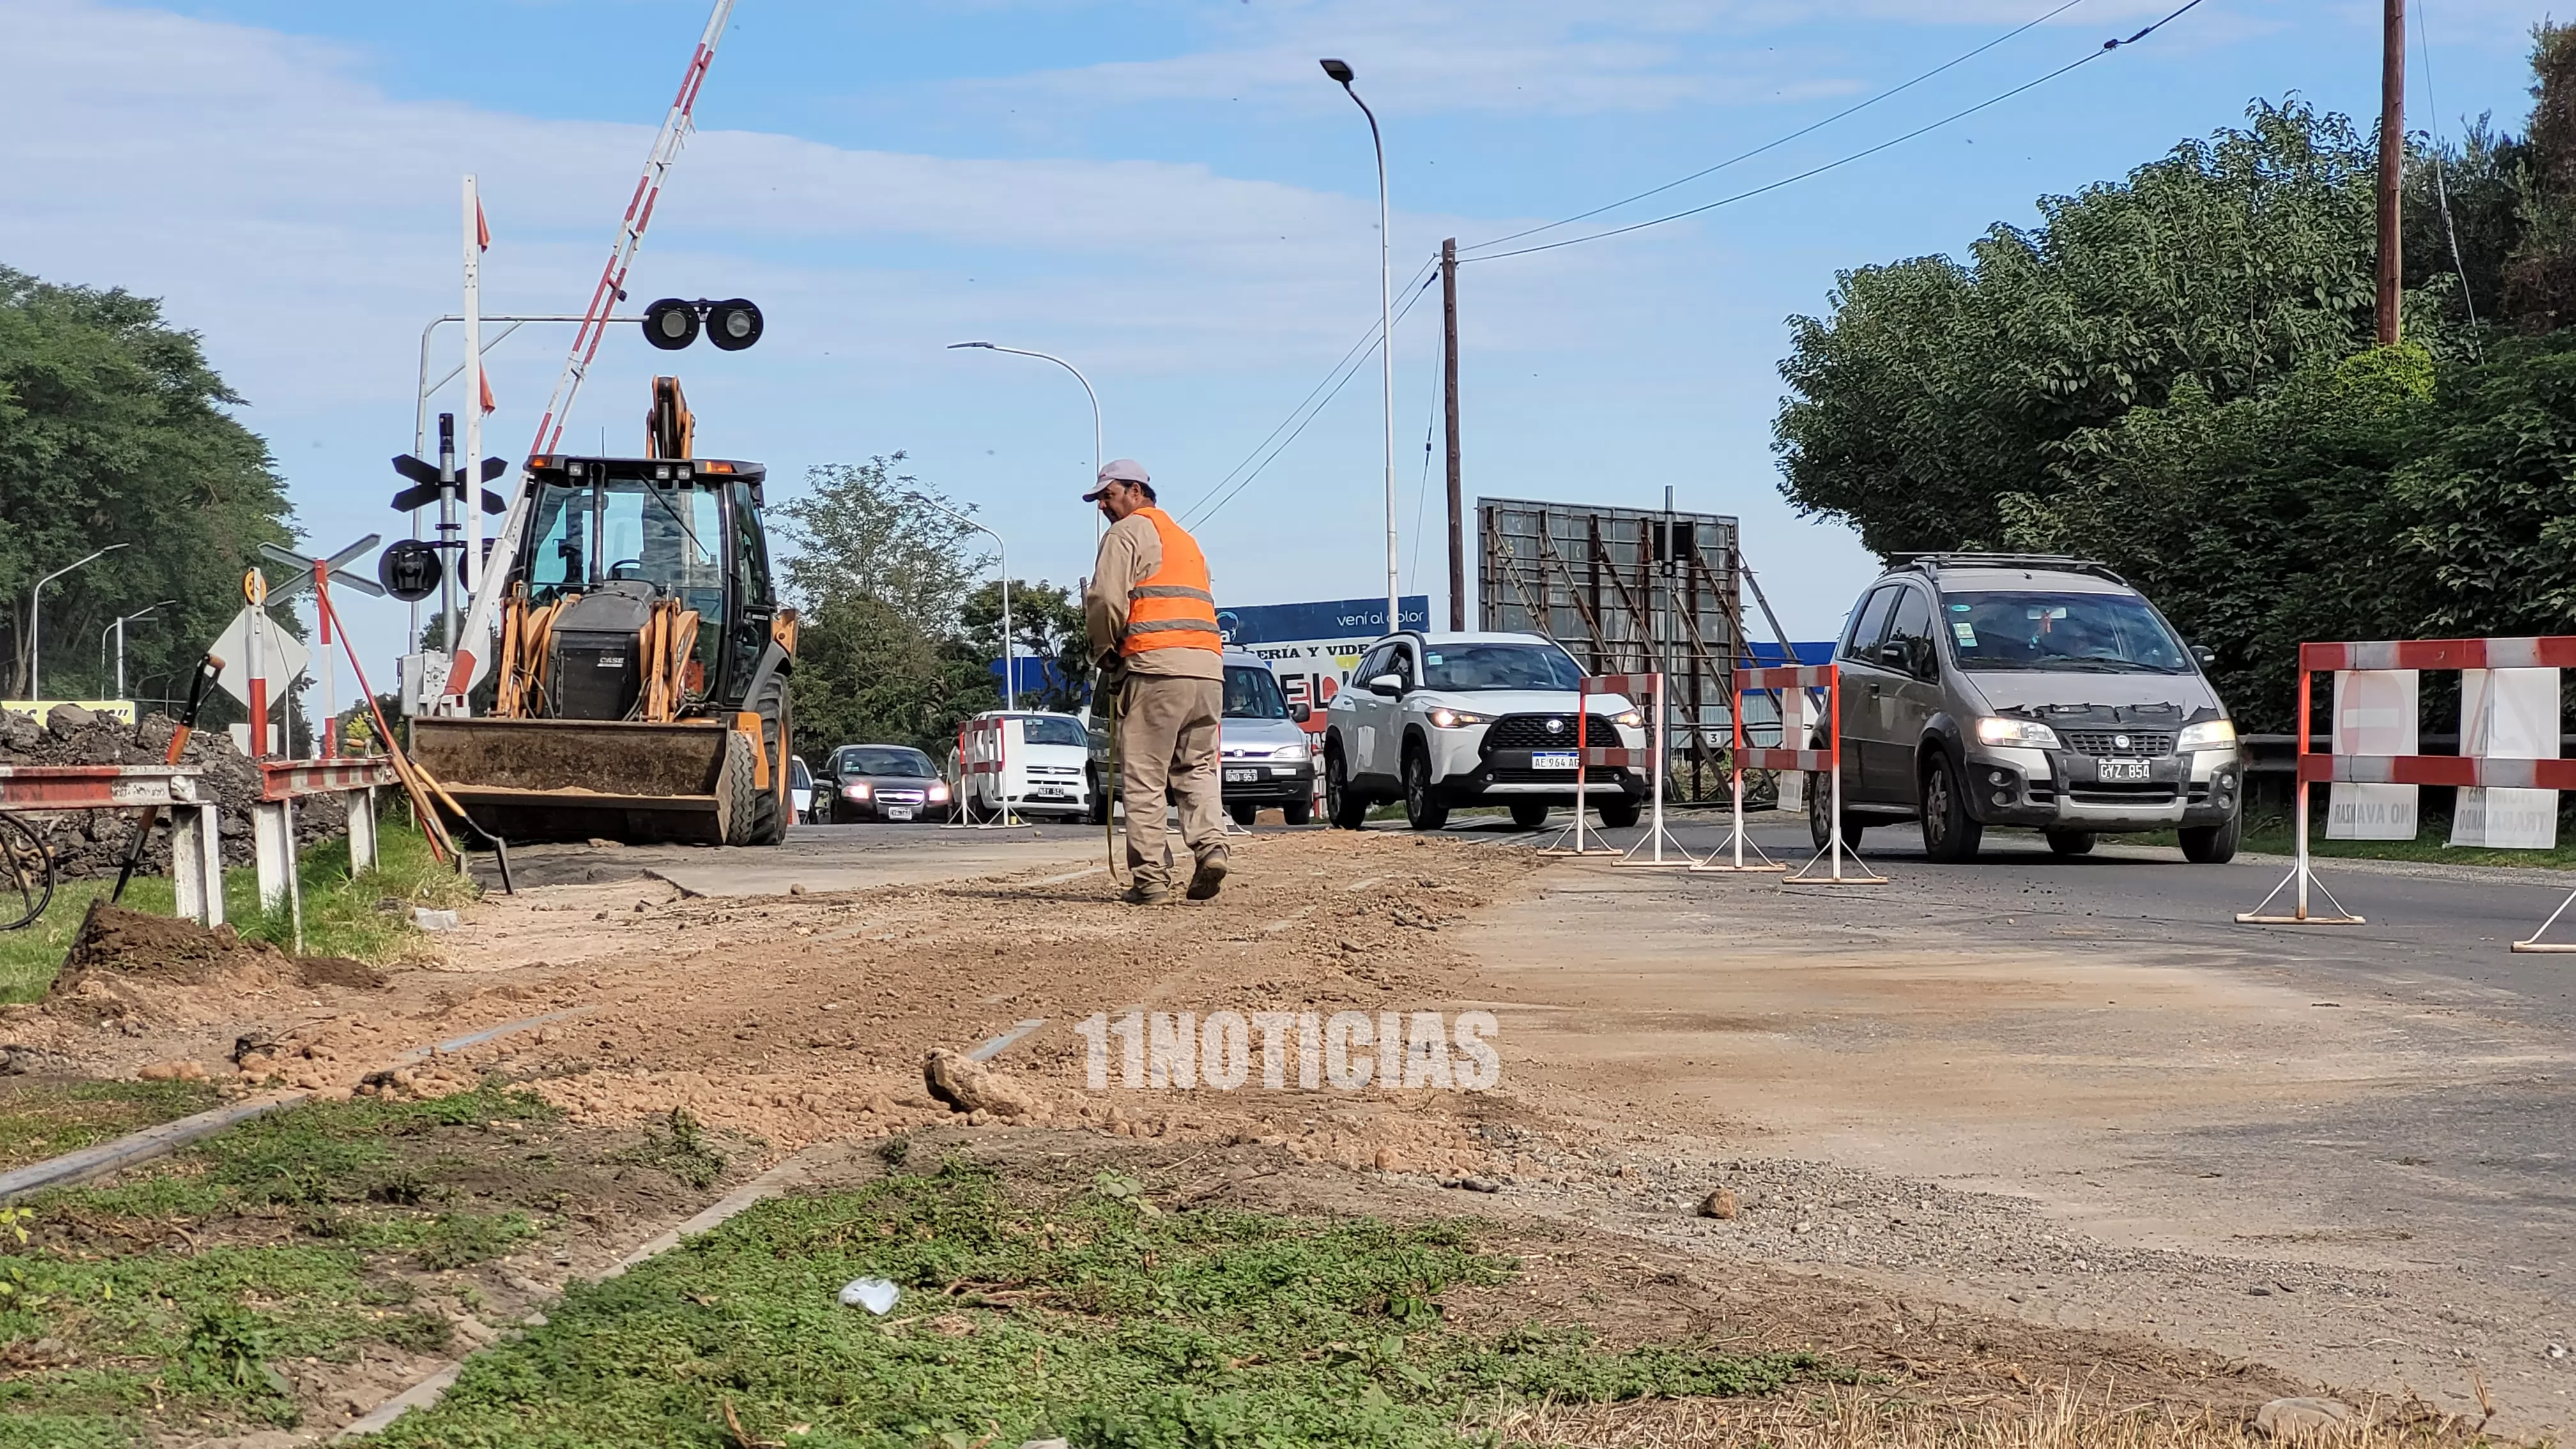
[409,717,739,845]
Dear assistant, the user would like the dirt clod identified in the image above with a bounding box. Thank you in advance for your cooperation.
[1699,1187,1739,1219]
[923,1048,1041,1119]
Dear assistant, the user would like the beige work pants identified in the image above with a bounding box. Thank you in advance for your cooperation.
[1117,673,1225,892]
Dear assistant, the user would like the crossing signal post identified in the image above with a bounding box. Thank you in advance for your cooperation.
[641,298,762,352]
[391,411,508,665]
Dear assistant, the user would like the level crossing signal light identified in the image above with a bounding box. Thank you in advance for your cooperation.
[390,453,509,516]
[642,297,762,352]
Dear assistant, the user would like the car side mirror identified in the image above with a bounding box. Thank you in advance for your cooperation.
[1367,673,1404,697]
[1877,641,1909,670]
[2190,644,2217,668]
[1289,703,1312,723]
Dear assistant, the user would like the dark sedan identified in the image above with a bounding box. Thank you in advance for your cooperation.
[820,744,955,824]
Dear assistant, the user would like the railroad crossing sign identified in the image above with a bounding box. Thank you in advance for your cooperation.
[206,606,309,709]
[390,454,509,517]
[256,535,386,604]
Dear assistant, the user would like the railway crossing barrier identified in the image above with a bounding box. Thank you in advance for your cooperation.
[0,765,224,926]
[1593,672,1698,867]
[2238,634,2573,947]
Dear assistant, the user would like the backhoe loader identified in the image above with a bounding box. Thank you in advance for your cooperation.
[409,379,797,845]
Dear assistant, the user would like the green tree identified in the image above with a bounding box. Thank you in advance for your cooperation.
[1775,101,2396,556]
[0,266,295,699]
[961,578,1092,715]
[2389,332,2576,635]
[773,456,1000,754]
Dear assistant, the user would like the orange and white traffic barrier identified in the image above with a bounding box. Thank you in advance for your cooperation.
[1724,662,1882,885]
[946,715,1018,828]
[2239,635,2570,947]
[1584,672,1698,868]
[1540,672,1641,857]
[0,765,224,926]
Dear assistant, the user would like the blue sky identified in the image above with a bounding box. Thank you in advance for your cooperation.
[1,0,2549,674]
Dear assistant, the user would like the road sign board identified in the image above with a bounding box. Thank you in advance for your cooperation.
[207,607,309,708]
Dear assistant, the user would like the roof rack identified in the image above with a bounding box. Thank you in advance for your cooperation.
[1886,552,2128,586]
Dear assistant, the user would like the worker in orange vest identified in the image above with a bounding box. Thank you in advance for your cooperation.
[1084,459,1227,905]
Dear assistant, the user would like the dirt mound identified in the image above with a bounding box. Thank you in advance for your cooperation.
[0,703,347,877]
[43,900,381,1027]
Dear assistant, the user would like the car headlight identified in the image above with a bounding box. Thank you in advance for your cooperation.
[2177,719,2237,752]
[927,783,952,802]
[1426,707,1487,729]
[1271,741,1310,762]
[1611,709,1644,728]
[1974,717,2062,749]
[841,781,871,801]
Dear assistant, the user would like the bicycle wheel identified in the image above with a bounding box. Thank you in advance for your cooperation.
[0,811,55,931]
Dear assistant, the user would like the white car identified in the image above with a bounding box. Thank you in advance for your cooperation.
[1323,631,1648,831]
[789,755,815,824]
[953,710,1092,822]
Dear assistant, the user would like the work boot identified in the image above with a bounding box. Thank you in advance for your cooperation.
[1119,882,1172,907]
[1186,853,1229,901]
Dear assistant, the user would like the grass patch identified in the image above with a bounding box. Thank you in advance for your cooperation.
[0,1078,223,1171]
[0,1083,559,1443]
[362,1158,1844,1448]
[0,815,474,1004]
[610,1108,730,1190]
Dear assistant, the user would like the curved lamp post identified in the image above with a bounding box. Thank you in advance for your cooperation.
[947,342,1105,543]
[100,599,178,699]
[1320,57,1399,636]
[28,543,128,699]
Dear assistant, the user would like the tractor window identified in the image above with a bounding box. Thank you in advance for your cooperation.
[525,483,593,597]
[596,479,724,599]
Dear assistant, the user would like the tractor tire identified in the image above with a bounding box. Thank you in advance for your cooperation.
[720,728,763,847]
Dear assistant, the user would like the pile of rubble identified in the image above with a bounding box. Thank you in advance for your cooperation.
[0,704,348,877]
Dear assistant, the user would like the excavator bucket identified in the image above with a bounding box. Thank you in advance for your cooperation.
[408,716,757,845]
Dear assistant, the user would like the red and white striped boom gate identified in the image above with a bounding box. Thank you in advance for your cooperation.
[0,765,224,927]
[1584,673,1695,866]
[254,758,401,924]
[1542,673,1643,855]
[2238,635,2575,946]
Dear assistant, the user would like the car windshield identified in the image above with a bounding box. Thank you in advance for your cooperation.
[1942,590,2191,675]
[1223,666,1289,719]
[840,747,935,778]
[1419,643,1584,691]
[1016,716,1089,747]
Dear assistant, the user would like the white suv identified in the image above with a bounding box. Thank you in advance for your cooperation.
[1322,631,1648,831]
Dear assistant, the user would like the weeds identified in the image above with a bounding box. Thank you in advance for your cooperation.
[0,1077,222,1170]
[364,1157,1844,1448]
[613,1106,729,1189]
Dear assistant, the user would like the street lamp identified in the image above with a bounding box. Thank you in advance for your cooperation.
[27,543,128,699]
[100,599,178,699]
[947,341,1105,540]
[1321,57,1399,636]
[906,493,1015,712]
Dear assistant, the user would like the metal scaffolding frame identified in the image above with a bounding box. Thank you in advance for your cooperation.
[1476,496,1754,803]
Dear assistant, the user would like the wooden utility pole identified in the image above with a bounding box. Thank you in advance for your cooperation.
[1441,238,1464,630]
[2377,0,2405,346]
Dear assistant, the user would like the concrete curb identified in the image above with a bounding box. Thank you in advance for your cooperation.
[0,1008,594,1204]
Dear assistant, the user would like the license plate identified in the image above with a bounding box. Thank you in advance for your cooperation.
[886,806,916,820]
[1225,768,1258,783]
[2097,758,2151,783]
[1531,751,1579,770]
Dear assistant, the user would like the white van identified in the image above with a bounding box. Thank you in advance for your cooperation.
[953,710,1093,822]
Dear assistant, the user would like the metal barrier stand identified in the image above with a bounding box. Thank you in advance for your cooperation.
[1602,672,1697,868]
[1538,677,1619,856]
[1698,666,1791,873]
[0,765,224,926]
[256,758,402,951]
[1776,663,1884,886]
[944,717,1022,830]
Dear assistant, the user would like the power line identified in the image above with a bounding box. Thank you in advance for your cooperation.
[1183,268,1440,528]
[1463,0,2211,265]
[1458,0,2093,257]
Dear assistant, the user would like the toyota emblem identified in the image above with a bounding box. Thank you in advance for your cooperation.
[2114,733,2131,750]
[1545,718,1564,734]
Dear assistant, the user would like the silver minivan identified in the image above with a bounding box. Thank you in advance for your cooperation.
[1809,555,2242,863]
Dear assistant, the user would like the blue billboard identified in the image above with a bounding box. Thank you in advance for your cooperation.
[1216,595,1429,648]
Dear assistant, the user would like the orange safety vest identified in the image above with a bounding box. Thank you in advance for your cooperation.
[1119,507,1222,657]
